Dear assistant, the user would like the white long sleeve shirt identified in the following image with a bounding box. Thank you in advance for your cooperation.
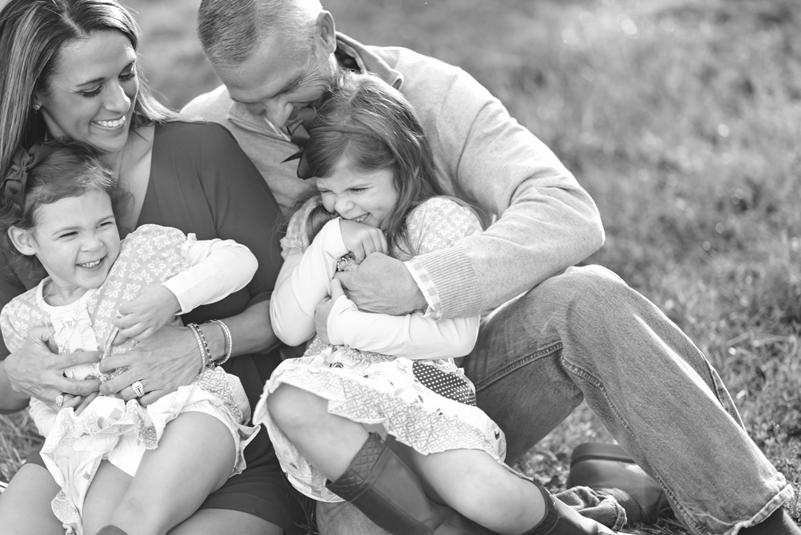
[270,199,480,359]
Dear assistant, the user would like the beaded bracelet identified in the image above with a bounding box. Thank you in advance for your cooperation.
[206,319,233,366]
[188,322,211,373]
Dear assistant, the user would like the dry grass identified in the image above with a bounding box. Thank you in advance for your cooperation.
[2,0,800,533]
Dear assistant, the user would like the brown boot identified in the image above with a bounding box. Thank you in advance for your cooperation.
[326,433,495,535]
[566,443,673,526]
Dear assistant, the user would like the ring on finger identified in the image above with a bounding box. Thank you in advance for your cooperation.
[54,394,65,407]
[131,380,145,398]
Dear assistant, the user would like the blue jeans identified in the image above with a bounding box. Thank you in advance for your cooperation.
[316,265,793,535]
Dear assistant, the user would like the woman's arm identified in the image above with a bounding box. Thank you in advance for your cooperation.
[100,301,274,406]
[100,123,285,403]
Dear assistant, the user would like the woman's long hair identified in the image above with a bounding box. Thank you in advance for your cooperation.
[0,0,176,178]
[303,72,447,258]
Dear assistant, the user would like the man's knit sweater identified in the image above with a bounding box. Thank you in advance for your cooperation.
[182,33,605,320]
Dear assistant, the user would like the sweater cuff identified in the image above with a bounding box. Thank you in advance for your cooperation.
[404,258,441,319]
[414,244,482,319]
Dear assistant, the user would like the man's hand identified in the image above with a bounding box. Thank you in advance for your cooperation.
[334,253,426,315]
[5,326,100,410]
[98,324,199,406]
[315,279,346,344]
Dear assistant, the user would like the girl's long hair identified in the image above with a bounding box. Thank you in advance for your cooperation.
[0,141,127,276]
[0,0,176,179]
[303,72,447,258]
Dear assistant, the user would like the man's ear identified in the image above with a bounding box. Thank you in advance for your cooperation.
[7,226,37,256]
[315,11,337,54]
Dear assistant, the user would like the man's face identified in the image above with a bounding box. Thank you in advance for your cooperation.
[213,30,337,128]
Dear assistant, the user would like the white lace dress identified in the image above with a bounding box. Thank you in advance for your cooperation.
[0,225,259,535]
[254,197,507,502]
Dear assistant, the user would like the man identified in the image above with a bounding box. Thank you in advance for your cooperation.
[183,1,798,534]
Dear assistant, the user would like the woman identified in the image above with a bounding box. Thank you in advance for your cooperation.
[0,1,294,534]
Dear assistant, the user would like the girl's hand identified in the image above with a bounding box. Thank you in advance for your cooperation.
[338,219,388,264]
[5,326,101,409]
[98,324,200,406]
[112,285,181,342]
[315,279,347,344]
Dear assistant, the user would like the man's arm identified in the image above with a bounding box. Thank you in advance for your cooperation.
[415,91,605,318]
[344,54,605,318]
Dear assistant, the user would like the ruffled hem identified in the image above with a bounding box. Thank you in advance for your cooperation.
[44,368,258,534]
[253,349,505,502]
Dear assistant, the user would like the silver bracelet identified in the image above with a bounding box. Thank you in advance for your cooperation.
[206,319,233,366]
[187,323,210,373]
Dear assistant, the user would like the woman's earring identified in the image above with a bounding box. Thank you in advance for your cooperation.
[33,102,41,111]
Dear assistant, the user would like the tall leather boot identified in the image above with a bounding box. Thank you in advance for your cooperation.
[566,443,672,526]
[522,478,618,535]
[326,433,495,535]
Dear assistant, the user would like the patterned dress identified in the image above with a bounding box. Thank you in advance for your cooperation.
[253,197,507,502]
[0,225,258,535]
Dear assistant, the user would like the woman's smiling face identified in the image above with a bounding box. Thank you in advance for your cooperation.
[37,30,139,155]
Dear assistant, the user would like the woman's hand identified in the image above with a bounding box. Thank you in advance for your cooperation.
[4,326,101,411]
[338,219,388,264]
[314,279,347,345]
[98,324,199,406]
[113,285,181,342]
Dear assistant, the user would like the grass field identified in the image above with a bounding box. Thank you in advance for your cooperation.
[1,0,800,533]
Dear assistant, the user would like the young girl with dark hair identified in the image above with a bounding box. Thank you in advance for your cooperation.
[255,72,616,535]
[0,141,259,535]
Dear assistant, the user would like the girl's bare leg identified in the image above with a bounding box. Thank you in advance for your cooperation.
[0,463,63,535]
[269,384,544,534]
[268,384,368,480]
[83,462,284,535]
[405,447,545,535]
[82,461,132,534]
[85,412,235,535]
